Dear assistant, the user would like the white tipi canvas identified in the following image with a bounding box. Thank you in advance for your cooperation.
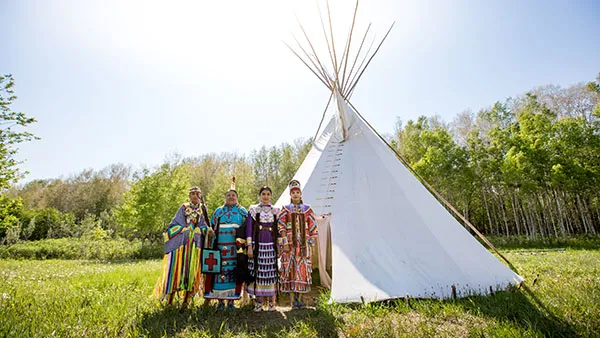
[275,91,523,303]
[277,4,523,303]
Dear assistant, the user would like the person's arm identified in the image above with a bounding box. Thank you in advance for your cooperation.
[278,208,290,253]
[246,209,254,258]
[199,209,213,239]
[207,209,219,247]
[307,208,318,241]
[210,209,217,227]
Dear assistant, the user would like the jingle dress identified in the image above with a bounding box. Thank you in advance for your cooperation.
[245,203,280,297]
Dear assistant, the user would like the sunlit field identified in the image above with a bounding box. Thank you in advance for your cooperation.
[1,245,599,337]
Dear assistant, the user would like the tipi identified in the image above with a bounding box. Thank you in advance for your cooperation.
[275,2,523,303]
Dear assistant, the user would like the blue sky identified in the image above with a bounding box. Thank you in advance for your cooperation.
[1,0,599,182]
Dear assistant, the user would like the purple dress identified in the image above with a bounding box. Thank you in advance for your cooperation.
[245,203,280,297]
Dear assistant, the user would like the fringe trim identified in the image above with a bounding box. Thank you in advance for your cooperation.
[246,283,277,297]
[279,281,311,293]
[154,229,202,299]
[204,288,240,300]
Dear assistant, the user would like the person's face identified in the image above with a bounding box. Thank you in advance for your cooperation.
[225,191,238,206]
[260,190,271,204]
[189,192,201,204]
[290,189,302,203]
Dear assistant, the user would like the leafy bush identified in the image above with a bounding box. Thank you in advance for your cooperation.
[485,234,600,250]
[0,238,163,260]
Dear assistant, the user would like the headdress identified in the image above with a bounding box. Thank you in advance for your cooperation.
[289,179,301,193]
[226,176,238,196]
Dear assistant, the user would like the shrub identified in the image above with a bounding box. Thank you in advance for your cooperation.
[0,238,163,260]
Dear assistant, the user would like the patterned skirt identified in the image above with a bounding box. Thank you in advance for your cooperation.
[246,241,277,297]
[203,224,242,300]
[280,251,312,293]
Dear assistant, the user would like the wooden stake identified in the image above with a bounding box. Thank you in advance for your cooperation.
[516,280,524,290]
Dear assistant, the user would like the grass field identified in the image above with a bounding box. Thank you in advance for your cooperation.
[1,248,599,337]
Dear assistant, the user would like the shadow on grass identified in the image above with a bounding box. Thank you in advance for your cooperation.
[338,285,579,337]
[138,272,581,338]
[138,302,340,337]
[449,286,578,337]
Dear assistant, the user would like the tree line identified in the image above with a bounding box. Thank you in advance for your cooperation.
[392,75,600,239]
[1,74,599,244]
[0,142,311,244]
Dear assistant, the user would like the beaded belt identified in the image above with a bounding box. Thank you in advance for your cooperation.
[259,225,273,231]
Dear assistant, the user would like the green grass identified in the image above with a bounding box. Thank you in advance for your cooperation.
[1,249,599,337]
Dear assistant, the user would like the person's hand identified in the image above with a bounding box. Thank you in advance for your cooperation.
[207,228,215,237]
[247,246,253,259]
[283,244,291,253]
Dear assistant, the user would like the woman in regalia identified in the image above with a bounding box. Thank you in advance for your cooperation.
[246,186,280,312]
[154,186,212,310]
[203,178,248,311]
[278,179,318,309]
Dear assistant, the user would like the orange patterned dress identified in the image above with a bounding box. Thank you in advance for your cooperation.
[278,203,318,293]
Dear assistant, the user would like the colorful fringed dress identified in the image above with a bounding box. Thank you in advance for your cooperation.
[245,203,280,297]
[155,202,207,298]
[203,204,248,300]
[278,203,318,293]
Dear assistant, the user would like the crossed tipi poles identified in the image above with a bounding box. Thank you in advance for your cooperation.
[285,0,516,272]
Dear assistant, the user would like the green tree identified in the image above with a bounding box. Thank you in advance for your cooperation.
[206,155,256,212]
[394,116,473,221]
[0,74,38,190]
[115,161,190,243]
[28,207,67,240]
[0,195,24,242]
[587,73,600,118]
[9,164,130,221]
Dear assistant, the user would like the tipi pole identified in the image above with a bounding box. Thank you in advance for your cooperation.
[296,19,335,84]
[312,92,334,146]
[291,31,330,84]
[325,0,341,83]
[340,0,360,91]
[343,35,376,98]
[344,22,395,98]
[343,23,372,94]
[317,2,338,84]
[283,41,331,90]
